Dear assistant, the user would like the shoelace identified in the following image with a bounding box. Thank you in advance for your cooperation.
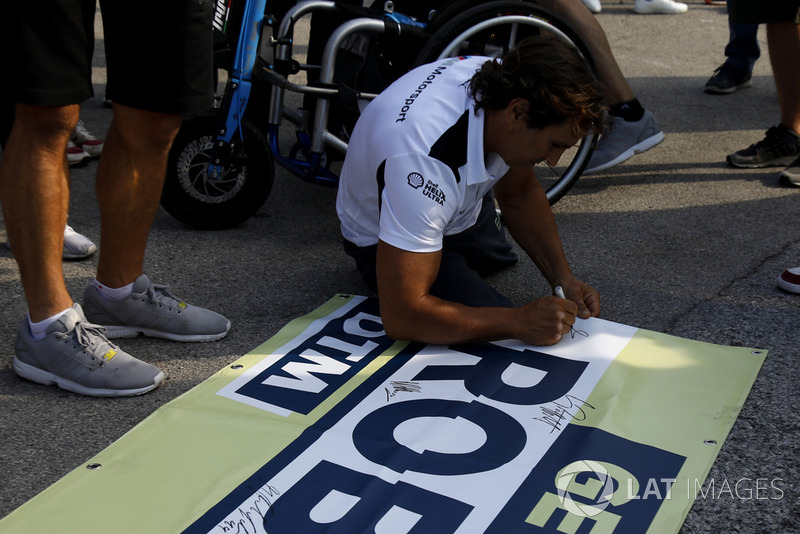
[72,320,109,347]
[143,282,184,310]
[66,320,116,367]
[757,126,799,155]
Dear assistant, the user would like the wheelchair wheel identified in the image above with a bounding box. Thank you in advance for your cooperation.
[415,1,599,205]
[161,109,274,229]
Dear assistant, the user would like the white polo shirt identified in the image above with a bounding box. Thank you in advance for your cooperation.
[336,55,510,253]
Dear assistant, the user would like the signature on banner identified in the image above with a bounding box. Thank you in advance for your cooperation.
[533,394,596,433]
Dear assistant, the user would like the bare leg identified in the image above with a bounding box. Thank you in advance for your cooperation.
[548,0,663,173]
[537,0,636,105]
[94,103,182,288]
[0,104,78,321]
[767,22,800,134]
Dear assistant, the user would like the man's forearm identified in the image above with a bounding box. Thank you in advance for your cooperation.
[494,171,574,287]
[376,242,525,344]
[379,292,525,345]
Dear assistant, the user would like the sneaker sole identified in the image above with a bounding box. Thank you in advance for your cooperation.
[727,154,799,169]
[6,241,97,260]
[63,251,97,260]
[634,7,687,14]
[63,247,98,260]
[778,172,800,188]
[777,276,800,294]
[13,357,165,397]
[102,322,231,343]
[78,147,103,158]
[584,131,666,174]
[704,80,751,95]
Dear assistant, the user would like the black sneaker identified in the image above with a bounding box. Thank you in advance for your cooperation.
[779,155,800,188]
[704,63,752,95]
[727,125,800,168]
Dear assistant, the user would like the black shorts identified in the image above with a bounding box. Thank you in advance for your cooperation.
[728,0,800,24]
[5,0,214,114]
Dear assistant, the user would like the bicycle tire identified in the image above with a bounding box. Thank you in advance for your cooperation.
[161,109,274,229]
[414,0,599,205]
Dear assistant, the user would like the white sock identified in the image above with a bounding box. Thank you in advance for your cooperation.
[28,308,72,340]
[94,279,135,301]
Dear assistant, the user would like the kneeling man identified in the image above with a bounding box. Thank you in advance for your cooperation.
[336,36,605,346]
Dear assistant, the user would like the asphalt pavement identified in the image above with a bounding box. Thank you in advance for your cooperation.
[0,2,798,532]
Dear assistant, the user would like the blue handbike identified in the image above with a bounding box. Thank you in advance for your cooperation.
[161,0,598,229]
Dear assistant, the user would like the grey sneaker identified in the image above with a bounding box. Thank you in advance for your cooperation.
[82,274,231,342]
[727,124,800,168]
[583,110,665,174]
[13,303,165,397]
[779,156,800,188]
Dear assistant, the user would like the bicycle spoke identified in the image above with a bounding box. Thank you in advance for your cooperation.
[508,22,519,50]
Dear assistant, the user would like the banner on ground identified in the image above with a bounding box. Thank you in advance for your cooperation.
[0,295,766,533]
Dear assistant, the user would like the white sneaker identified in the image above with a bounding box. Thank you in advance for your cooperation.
[582,0,602,13]
[66,141,90,167]
[63,225,98,260]
[4,224,98,260]
[634,0,687,14]
[777,268,800,294]
[71,120,104,158]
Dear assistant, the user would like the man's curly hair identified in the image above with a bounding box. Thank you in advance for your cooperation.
[468,35,605,136]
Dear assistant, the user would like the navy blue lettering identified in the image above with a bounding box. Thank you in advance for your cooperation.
[235,300,395,414]
[352,399,526,475]
[264,461,472,533]
[486,426,686,533]
[413,343,590,406]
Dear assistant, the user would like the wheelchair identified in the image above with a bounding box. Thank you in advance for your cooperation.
[160,0,598,229]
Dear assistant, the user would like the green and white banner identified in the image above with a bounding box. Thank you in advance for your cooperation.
[0,295,765,533]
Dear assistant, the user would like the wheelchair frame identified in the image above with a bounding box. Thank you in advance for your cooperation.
[161,0,598,228]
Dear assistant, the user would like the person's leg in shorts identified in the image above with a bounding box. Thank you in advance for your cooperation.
[0,0,95,323]
[95,0,214,287]
[1,0,226,397]
[0,0,164,397]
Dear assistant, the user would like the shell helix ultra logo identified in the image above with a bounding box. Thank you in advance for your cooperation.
[556,460,615,517]
[407,172,424,189]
